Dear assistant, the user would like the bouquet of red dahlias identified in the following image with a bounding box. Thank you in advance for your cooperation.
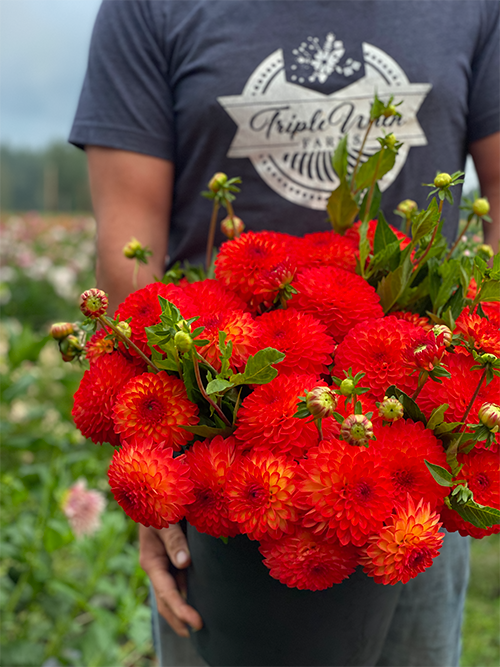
[56,99,500,591]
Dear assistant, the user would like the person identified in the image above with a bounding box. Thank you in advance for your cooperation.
[70,1,500,665]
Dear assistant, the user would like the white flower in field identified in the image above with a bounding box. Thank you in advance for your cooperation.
[48,265,77,300]
[62,479,106,538]
[25,256,52,280]
[9,399,30,423]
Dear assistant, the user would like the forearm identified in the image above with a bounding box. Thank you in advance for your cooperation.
[469,132,500,255]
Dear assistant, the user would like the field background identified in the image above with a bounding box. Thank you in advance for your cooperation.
[0,209,498,667]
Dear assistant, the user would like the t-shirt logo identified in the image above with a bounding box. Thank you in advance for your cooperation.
[218,34,431,210]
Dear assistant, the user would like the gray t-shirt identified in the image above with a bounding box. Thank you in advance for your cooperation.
[70,0,499,265]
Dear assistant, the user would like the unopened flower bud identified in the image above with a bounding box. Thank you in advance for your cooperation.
[432,325,453,347]
[123,237,144,259]
[472,198,490,217]
[478,403,500,432]
[174,330,193,353]
[383,104,397,118]
[397,199,418,216]
[116,321,132,339]
[50,322,74,340]
[479,353,498,365]
[385,133,397,149]
[60,335,84,362]
[208,172,228,193]
[378,396,404,422]
[339,378,355,396]
[477,244,494,259]
[221,215,245,239]
[80,289,108,319]
[178,319,192,333]
[306,387,338,419]
[340,414,374,447]
[434,173,452,188]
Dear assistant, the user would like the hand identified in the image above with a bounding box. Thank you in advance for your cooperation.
[139,523,204,637]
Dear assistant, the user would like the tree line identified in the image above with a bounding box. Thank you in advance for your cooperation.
[1,143,92,213]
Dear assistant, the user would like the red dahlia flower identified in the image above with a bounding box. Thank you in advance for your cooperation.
[292,231,357,273]
[185,436,241,538]
[113,371,199,450]
[72,352,143,446]
[455,312,500,357]
[180,278,248,316]
[289,265,383,343]
[403,330,446,372]
[85,329,114,363]
[226,450,299,540]
[361,498,443,585]
[259,526,359,590]
[108,439,194,528]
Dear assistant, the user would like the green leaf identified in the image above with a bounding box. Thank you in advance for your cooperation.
[231,348,285,386]
[154,357,179,372]
[434,421,462,435]
[478,280,500,302]
[411,199,440,245]
[180,424,235,438]
[358,219,371,274]
[205,378,234,395]
[376,254,413,313]
[332,135,348,180]
[427,404,449,430]
[359,183,382,223]
[424,460,454,487]
[326,177,359,234]
[373,211,398,255]
[385,385,427,425]
[448,495,500,529]
[354,148,396,192]
[158,297,183,325]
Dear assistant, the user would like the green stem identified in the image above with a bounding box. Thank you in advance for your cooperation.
[225,200,240,239]
[411,370,429,401]
[350,118,374,188]
[412,199,443,273]
[460,368,487,426]
[205,201,220,273]
[361,148,384,221]
[192,353,231,426]
[100,315,160,372]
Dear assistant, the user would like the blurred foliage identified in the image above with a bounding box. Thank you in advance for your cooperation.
[0,143,92,213]
[1,214,154,666]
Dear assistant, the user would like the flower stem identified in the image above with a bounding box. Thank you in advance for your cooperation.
[99,315,160,372]
[460,368,487,426]
[351,119,374,188]
[205,200,220,273]
[412,200,443,273]
[192,353,231,426]
[411,370,429,401]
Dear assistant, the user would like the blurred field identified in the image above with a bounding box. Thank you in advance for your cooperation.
[0,213,498,667]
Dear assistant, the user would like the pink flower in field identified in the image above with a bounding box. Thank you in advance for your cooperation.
[62,479,106,538]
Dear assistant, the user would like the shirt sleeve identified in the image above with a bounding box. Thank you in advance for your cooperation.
[69,0,174,160]
[467,0,500,144]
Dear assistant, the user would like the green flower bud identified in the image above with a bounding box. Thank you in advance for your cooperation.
[340,414,374,447]
[306,387,338,419]
[383,104,398,118]
[339,378,355,396]
[477,244,494,259]
[174,330,193,353]
[123,237,144,259]
[221,215,245,239]
[397,199,418,216]
[472,198,490,217]
[478,402,500,432]
[479,353,498,365]
[432,324,453,347]
[385,133,397,149]
[116,321,132,339]
[208,172,228,193]
[80,289,108,319]
[60,335,84,362]
[50,322,75,340]
[433,173,452,188]
[378,396,404,422]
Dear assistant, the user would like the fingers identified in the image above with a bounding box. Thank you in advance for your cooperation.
[139,524,203,637]
[158,523,191,569]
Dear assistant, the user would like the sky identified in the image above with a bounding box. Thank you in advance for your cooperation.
[0,0,102,148]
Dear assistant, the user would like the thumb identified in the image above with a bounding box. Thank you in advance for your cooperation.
[157,523,191,569]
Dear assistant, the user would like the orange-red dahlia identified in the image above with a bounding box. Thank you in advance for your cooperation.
[85,329,114,363]
[455,312,500,357]
[403,329,446,372]
[360,498,443,585]
[256,308,335,376]
[370,419,450,510]
[333,316,422,400]
[292,231,357,273]
[193,309,259,372]
[234,374,323,457]
[214,231,296,309]
[226,450,299,540]
[184,436,241,538]
[298,439,394,546]
[112,371,199,450]
[180,278,248,316]
[108,439,194,528]
[259,526,359,590]
[72,352,143,446]
[390,311,433,332]
[289,265,383,343]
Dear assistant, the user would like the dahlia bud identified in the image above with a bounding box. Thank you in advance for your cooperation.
[116,321,132,339]
[472,198,490,217]
[477,244,494,259]
[339,378,355,396]
[478,403,500,432]
[208,172,228,193]
[80,289,108,319]
[340,414,374,447]
[174,330,193,353]
[123,237,144,259]
[479,353,498,365]
[378,396,404,422]
[306,387,338,419]
[383,104,398,118]
[434,173,452,188]
[50,322,74,340]
[432,325,453,347]
[397,199,418,216]
[178,319,192,333]
[59,334,84,362]
[221,215,245,239]
[385,133,397,149]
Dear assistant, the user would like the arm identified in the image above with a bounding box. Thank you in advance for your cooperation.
[469,132,500,254]
[86,146,203,636]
